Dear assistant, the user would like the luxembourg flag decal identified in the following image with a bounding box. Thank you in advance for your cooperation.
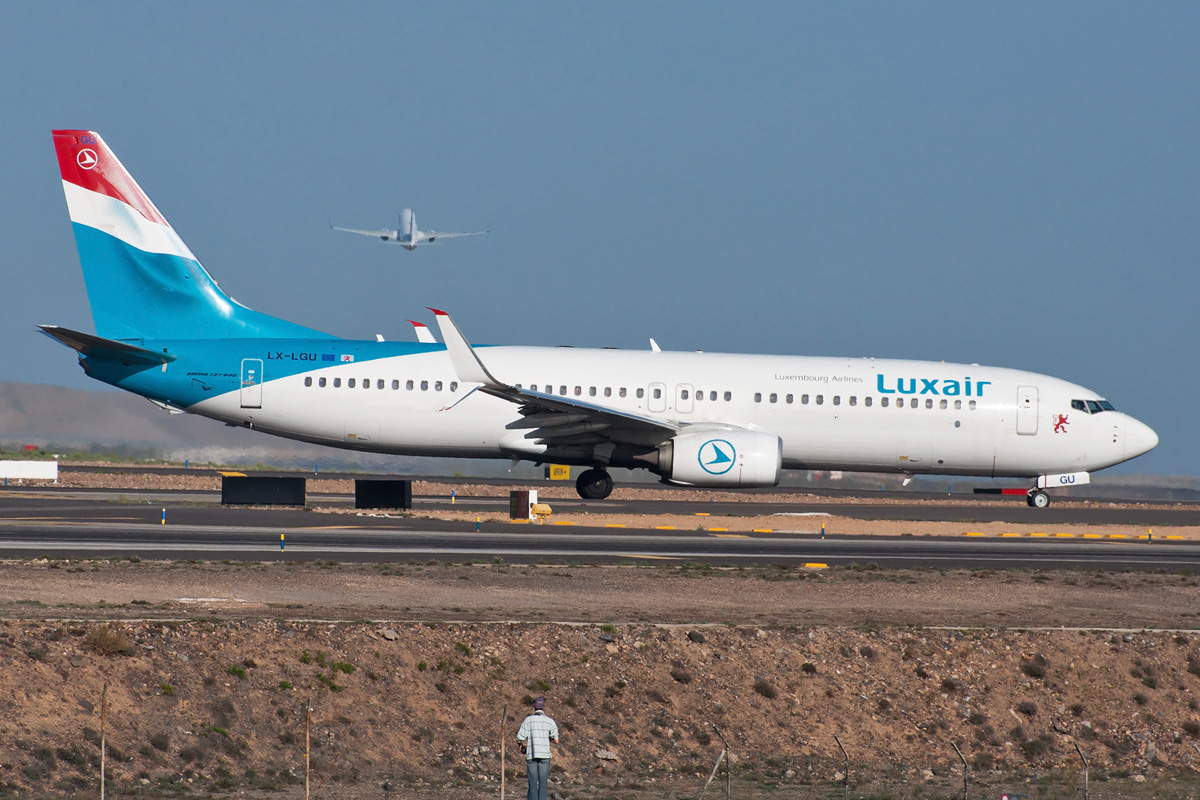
[340,354,355,363]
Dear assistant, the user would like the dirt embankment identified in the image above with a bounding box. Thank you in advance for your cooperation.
[0,561,1199,798]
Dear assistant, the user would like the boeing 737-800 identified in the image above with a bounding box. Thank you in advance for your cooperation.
[42,131,1158,506]
[331,207,487,250]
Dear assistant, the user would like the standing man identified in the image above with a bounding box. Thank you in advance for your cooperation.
[516,695,558,800]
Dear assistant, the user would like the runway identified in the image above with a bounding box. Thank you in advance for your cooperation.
[1,489,1197,570]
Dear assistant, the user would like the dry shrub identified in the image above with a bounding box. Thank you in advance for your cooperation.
[85,626,135,656]
[753,679,778,699]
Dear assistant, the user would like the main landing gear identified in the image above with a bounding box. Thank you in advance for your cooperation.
[576,468,614,500]
[1027,489,1050,508]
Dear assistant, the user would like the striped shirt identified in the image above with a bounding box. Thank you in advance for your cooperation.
[516,711,559,760]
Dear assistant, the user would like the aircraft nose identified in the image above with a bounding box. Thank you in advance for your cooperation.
[1124,416,1159,460]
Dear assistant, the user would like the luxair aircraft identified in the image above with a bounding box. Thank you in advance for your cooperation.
[43,130,1158,507]
[331,207,487,250]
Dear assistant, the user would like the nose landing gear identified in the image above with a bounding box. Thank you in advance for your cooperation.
[576,468,614,500]
[1026,489,1050,508]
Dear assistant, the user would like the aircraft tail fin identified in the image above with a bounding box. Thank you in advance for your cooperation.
[52,130,331,342]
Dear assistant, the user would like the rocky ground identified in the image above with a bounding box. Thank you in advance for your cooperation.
[2,471,1200,798]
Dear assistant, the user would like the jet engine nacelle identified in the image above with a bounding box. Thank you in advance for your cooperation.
[659,430,782,488]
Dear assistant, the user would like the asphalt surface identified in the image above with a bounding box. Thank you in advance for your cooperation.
[0,488,1197,570]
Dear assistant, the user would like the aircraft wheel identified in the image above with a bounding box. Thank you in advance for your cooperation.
[576,468,614,500]
[1027,490,1050,508]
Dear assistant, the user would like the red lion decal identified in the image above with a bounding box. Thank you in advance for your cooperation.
[1053,414,1069,433]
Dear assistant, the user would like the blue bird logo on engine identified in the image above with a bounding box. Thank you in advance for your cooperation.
[698,439,736,475]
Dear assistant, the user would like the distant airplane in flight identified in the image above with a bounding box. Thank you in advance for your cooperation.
[331,208,487,251]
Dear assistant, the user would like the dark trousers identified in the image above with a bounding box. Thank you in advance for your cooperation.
[526,757,550,800]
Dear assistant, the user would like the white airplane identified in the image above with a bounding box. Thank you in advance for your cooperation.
[331,207,487,251]
[42,130,1159,506]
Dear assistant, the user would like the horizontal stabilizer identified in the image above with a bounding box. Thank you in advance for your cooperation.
[38,325,177,366]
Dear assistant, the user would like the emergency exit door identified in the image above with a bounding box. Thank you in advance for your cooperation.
[240,358,263,409]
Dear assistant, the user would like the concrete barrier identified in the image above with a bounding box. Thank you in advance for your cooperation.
[221,476,306,506]
[355,479,413,510]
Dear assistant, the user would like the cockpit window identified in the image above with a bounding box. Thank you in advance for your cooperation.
[1086,400,1103,414]
[1098,400,1115,411]
[1071,400,1087,412]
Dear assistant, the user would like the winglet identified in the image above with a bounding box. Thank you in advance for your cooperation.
[649,338,661,353]
[428,309,502,386]
[409,320,437,344]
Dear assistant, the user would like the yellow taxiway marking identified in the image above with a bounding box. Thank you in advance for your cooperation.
[553,521,576,526]
[618,554,680,560]
[999,533,1021,537]
[1107,534,1128,539]
[1082,534,1102,539]
[508,519,530,524]
[219,471,247,477]
[1055,533,1075,538]
[605,524,626,528]
[964,532,984,537]
[707,527,729,532]
[711,533,749,539]
[752,528,773,533]
[694,512,710,516]
[803,563,828,569]
[1166,535,1184,540]
[655,525,676,530]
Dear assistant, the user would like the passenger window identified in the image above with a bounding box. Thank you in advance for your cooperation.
[954,400,962,410]
[348,378,356,388]
[334,378,342,388]
[801,394,809,404]
[620,388,628,398]
[318,377,326,388]
[560,385,567,396]
[910,398,918,408]
[833,396,841,406]
[637,388,645,399]
[786,394,793,404]
[363,379,370,390]
[589,387,597,397]
[378,379,385,390]
[574,386,582,396]
[816,395,824,405]
[849,396,857,406]
[604,387,611,397]
[711,391,718,401]
[881,397,889,407]
[940,399,948,409]
[682,389,690,400]
[864,396,872,407]
[406,379,414,390]
[969,400,977,410]
[1071,399,1087,412]
[545,385,553,394]
[435,381,443,391]
[392,379,399,390]
[754,392,762,403]
[723,391,731,401]
[304,377,312,387]
[768,393,777,403]
[421,380,429,391]
[695,390,702,402]
[653,388,662,399]
[450,382,458,392]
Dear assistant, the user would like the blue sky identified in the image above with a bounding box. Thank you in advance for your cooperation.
[2,3,1197,475]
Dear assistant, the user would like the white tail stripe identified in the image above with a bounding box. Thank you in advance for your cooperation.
[62,180,196,261]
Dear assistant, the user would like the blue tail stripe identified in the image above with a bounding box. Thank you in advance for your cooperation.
[72,223,333,341]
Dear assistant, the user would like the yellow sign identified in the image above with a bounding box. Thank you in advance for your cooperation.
[548,464,571,480]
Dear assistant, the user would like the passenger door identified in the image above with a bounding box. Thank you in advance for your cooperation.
[240,358,263,409]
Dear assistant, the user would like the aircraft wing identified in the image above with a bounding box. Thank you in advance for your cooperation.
[425,229,488,242]
[331,223,394,240]
[430,310,678,453]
